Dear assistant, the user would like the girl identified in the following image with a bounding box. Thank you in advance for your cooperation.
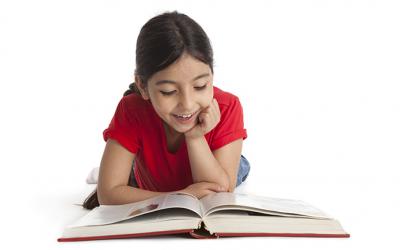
[83,11,250,209]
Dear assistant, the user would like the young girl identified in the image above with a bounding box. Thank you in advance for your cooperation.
[83,11,250,209]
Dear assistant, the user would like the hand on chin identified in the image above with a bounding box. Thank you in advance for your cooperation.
[184,99,221,140]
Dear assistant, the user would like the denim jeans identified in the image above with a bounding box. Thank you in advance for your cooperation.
[129,155,250,188]
[236,155,251,187]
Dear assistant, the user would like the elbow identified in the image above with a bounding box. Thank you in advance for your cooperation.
[225,177,238,193]
[97,186,117,205]
[220,178,232,193]
[97,190,110,205]
[226,182,236,193]
[217,173,235,193]
[223,172,237,193]
[98,196,111,206]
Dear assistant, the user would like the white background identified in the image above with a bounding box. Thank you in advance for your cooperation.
[1,0,399,249]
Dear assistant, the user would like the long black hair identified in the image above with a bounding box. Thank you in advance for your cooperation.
[83,11,214,210]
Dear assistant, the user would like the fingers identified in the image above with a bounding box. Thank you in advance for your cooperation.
[203,99,219,118]
[199,190,216,199]
[212,98,220,117]
[187,182,227,199]
[207,182,222,192]
[210,99,220,125]
[203,182,226,192]
[212,98,219,111]
[207,99,217,120]
[199,99,219,128]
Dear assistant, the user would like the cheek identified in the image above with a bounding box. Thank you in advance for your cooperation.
[148,91,173,112]
[154,101,173,115]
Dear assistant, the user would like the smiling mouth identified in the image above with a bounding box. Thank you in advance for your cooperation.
[172,110,199,121]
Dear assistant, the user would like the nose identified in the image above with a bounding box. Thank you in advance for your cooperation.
[179,91,195,111]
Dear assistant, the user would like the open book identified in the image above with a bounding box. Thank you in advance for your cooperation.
[58,192,350,241]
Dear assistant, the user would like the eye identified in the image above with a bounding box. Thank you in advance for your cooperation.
[160,90,176,96]
[195,83,208,90]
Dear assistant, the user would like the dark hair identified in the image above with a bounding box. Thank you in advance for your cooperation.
[83,11,214,210]
[123,10,214,96]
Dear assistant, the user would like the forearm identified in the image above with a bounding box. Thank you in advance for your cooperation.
[185,135,230,189]
[98,185,170,205]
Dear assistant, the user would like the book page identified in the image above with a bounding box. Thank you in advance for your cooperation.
[159,193,202,216]
[69,193,201,227]
[68,195,166,227]
[200,193,330,218]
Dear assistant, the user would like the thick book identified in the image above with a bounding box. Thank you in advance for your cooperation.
[58,192,350,242]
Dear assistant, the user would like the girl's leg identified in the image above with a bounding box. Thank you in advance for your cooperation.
[236,155,251,187]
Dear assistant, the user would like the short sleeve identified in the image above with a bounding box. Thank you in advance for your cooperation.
[210,96,247,151]
[103,97,140,154]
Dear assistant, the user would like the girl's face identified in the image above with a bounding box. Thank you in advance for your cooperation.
[136,53,214,135]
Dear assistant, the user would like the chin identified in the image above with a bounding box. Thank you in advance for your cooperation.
[171,124,194,134]
[163,113,197,133]
[169,121,196,134]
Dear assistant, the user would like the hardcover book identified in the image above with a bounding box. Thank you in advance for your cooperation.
[58,192,350,241]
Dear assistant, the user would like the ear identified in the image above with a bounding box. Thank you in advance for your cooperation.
[135,76,150,100]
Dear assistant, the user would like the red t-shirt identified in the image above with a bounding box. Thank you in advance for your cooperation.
[103,86,247,192]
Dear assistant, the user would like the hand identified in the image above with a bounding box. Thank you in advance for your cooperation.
[179,182,227,199]
[184,98,221,140]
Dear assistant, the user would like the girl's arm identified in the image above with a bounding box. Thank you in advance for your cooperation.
[97,139,167,205]
[97,139,226,204]
[185,135,243,192]
[184,99,244,192]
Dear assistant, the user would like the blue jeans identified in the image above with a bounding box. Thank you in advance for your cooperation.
[129,155,251,188]
[236,155,251,187]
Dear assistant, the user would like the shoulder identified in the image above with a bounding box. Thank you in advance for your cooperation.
[118,93,152,121]
[120,93,148,109]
